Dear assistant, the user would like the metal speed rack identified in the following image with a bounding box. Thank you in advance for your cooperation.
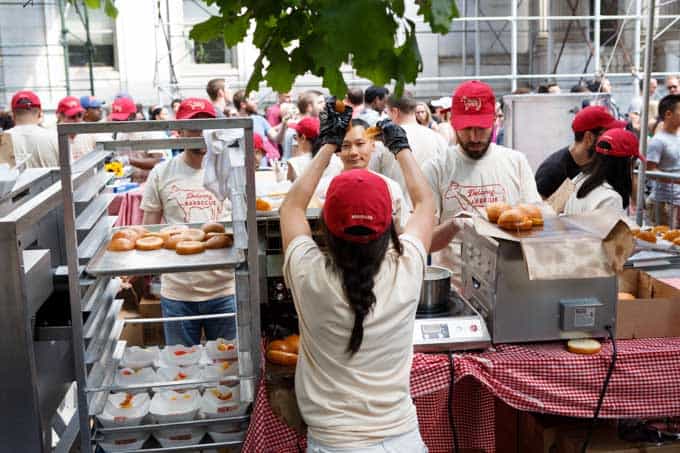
[57,118,261,452]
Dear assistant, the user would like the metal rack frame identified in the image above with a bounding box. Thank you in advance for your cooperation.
[57,117,261,452]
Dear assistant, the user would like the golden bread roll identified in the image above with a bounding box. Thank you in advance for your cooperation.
[135,236,164,251]
[664,230,680,241]
[112,229,139,242]
[497,209,532,231]
[108,237,135,252]
[160,225,189,236]
[175,240,205,255]
[637,230,657,243]
[205,234,233,249]
[129,226,149,237]
[181,228,206,242]
[567,338,602,355]
[486,202,511,223]
[517,204,544,227]
[201,222,225,234]
[256,198,272,211]
[652,225,670,235]
[143,231,171,243]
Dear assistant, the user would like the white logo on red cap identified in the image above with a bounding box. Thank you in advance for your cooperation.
[351,214,374,221]
[188,100,206,110]
[67,100,78,108]
[461,96,483,112]
[113,104,122,112]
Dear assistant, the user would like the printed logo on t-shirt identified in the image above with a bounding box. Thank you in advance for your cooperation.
[167,184,222,222]
[444,182,508,212]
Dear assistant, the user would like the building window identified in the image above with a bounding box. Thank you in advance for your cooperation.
[183,0,236,66]
[66,4,115,67]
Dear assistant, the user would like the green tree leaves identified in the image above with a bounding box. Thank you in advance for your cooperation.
[86,0,459,97]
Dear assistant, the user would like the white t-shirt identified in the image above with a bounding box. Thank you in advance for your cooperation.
[140,154,234,301]
[423,143,541,277]
[316,169,408,229]
[6,124,59,168]
[369,122,447,208]
[70,133,98,162]
[283,234,426,447]
[288,153,343,182]
[564,172,624,215]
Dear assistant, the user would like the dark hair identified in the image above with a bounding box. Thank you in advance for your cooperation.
[537,85,550,94]
[171,98,182,107]
[322,219,403,355]
[587,79,604,93]
[577,152,632,209]
[0,112,14,130]
[232,90,246,110]
[658,94,680,118]
[386,93,417,114]
[365,86,389,104]
[573,127,605,143]
[571,83,590,93]
[206,78,225,101]
[149,105,163,120]
[346,87,364,105]
[349,118,370,129]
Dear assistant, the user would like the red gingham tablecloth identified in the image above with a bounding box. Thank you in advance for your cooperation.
[243,337,680,453]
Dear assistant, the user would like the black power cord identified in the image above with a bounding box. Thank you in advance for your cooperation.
[581,325,618,453]
[447,350,460,453]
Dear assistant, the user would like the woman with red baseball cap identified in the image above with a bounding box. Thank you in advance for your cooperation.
[279,98,434,451]
[564,128,642,215]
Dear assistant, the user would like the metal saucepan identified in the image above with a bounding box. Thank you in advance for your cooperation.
[418,266,452,315]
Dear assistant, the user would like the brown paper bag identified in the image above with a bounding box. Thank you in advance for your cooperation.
[0,133,15,166]
[546,178,576,214]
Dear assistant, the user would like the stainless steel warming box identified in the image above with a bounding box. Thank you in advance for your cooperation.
[459,219,618,344]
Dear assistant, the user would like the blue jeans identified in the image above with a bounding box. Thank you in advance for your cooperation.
[160,295,236,346]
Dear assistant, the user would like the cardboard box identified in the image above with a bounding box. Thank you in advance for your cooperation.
[138,297,164,346]
[139,297,161,318]
[617,270,680,339]
[557,425,680,453]
[518,412,588,453]
[119,308,144,347]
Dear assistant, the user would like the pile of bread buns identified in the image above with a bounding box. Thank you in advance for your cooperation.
[107,222,233,255]
[632,225,680,245]
[266,334,300,366]
[486,202,544,231]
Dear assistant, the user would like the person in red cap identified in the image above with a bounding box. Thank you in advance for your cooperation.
[279,97,434,451]
[286,116,321,181]
[108,96,164,181]
[56,95,99,162]
[535,105,626,199]
[253,133,266,169]
[140,97,236,346]
[422,80,542,284]
[564,128,642,215]
[4,90,58,168]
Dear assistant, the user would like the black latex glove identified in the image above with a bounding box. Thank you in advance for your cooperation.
[376,119,410,156]
[318,96,353,148]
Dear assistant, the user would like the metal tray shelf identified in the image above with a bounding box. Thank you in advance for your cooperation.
[94,437,246,453]
[95,415,249,435]
[86,223,244,276]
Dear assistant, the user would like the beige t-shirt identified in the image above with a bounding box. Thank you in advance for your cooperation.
[564,172,624,216]
[70,133,98,161]
[288,153,343,182]
[369,122,447,208]
[6,124,59,168]
[140,154,235,301]
[283,234,426,447]
[423,143,541,278]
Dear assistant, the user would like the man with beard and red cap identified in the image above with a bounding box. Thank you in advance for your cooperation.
[140,98,235,346]
[423,81,542,284]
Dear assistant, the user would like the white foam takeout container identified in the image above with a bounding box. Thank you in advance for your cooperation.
[153,427,206,448]
[205,338,238,361]
[202,360,238,384]
[159,345,202,367]
[114,367,157,391]
[200,384,246,419]
[149,389,200,423]
[155,365,202,390]
[97,392,150,428]
[98,432,150,452]
[208,420,249,443]
[120,346,159,369]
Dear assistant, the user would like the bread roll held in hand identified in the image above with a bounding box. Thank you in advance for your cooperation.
[516,204,544,227]
[497,208,532,231]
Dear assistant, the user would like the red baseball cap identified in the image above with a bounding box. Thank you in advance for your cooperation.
[289,116,320,139]
[450,81,496,130]
[595,128,645,161]
[323,169,392,244]
[57,96,85,117]
[175,98,217,120]
[11,90,41,110]
[110,96,137,121]
[253,133,264,151]
[572,106,626,132]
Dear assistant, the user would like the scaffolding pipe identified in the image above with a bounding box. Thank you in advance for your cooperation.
[547,0,553,74]
[511,0,518,91]
[57,0,71,95]
[634,0,642,95]
[82,2,95,95]
[635,0,656,226]
[474,0,480,76]
[594,0,601,74]
[462,0,467,76]
[446,14,678,22]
